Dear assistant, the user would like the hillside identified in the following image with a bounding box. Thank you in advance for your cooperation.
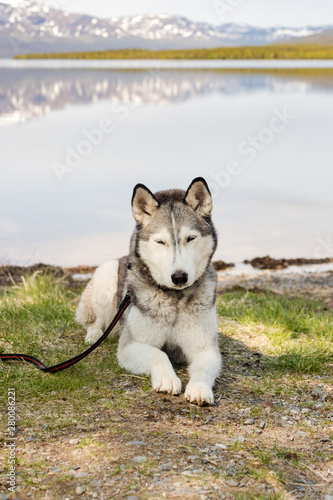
[15,44,333,60]
[287,28,333,45]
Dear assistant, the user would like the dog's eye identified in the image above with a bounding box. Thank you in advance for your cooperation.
[155,240,165,245]
[187,235,197,243]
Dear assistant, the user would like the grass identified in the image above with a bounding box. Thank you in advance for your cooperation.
[13,44,333,60]
[0,272,332,498]
[217,290,333,374]
[0,272,127,409]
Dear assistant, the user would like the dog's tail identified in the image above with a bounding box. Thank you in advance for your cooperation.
[75,280,97,326]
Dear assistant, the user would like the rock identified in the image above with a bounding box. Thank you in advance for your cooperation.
[133,456,147,463]
[226,460,236,476]
[159,463,172,471]
[69,438,79,445]
[75,486,85,495]
[215,443,227,450]
[226,479,239,487]
[259,421,267,429]
[244,419,255,425]
[49,468,62,473]
[72,465,80,470]
[75,472,88,478]
[91,480,101,487]
[127,441,147,446]
[213,260,235,271]
[0,495,8,500]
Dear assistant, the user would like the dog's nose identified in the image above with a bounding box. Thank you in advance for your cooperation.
[171,271,188,286]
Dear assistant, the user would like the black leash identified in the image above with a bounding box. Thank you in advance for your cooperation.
[0,292,131,373]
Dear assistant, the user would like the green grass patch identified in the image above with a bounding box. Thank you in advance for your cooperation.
[0,273,126,411]
[13,44,333,60]
[217,290,333,374]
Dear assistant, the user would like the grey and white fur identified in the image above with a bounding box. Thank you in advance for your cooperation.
[76,177,222,406]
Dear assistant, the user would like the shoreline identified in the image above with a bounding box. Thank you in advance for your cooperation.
[3,59,333,70]
[1,259,332,308]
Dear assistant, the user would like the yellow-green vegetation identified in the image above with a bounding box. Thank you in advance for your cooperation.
[0,272,332,498]
[217,291,333,374]
[14,44,333,60]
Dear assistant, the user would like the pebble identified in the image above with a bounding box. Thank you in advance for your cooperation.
[259,421,267,429]
[244,419,255,425]
[75,486,85,495]
[72,465,80,470]
[91,480,101,487]
[49,468,62,473]
[75,472,88,478]
[226,479,239,487]
[159,463,172,471]
[126,497,138,500]
[69,438,79,445]
[133,456,147,463]
[127,441,147,446]
[215,443,227,450]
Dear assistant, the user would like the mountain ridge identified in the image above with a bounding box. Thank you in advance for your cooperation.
[0,0,332,57]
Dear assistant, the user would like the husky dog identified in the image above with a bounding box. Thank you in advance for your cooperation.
[76,177,222,406]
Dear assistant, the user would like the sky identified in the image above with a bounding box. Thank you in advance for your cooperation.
[6,0,333,27]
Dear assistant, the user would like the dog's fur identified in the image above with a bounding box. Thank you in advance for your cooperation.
[76,177,222,406]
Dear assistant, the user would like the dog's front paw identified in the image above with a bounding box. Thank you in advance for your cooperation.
[85,326,103,345]
[185,382,214,406]
[152,370,182,396]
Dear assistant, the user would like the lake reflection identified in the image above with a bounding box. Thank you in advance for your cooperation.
[0,68,332,266]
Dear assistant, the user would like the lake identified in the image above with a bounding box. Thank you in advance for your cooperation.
[0,61,332,267]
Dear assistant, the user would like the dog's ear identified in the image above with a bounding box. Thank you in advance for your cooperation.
[184,177,213,216]
[132,184,160,224]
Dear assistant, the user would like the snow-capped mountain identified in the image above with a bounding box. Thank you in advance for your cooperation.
[0,0,331,57]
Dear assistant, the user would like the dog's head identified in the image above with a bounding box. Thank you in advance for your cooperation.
[131,177,217,290]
